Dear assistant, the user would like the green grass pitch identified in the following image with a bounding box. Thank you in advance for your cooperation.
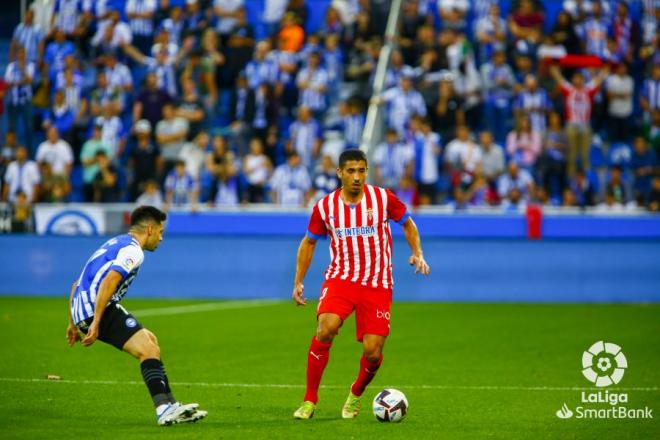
[0,297,658,439]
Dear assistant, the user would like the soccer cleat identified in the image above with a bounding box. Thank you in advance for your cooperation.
[157,402,200,426]
[293,401,316,419]
[178,409,208,424]
[341,390,361,419]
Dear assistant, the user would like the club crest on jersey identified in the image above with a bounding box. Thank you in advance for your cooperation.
[123,258,135,269]
[367,208,374,221]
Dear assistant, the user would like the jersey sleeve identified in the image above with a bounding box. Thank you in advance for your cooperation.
[110,245,144,279]
[306,204,327,240]
[386,189,410,225]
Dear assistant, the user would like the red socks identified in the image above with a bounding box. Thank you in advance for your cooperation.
[304,337,332,403]
[350,355,383,396]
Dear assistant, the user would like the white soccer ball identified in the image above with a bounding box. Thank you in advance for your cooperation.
[372,388,409,422]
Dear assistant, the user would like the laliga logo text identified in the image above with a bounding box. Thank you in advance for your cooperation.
[555,341,653,420]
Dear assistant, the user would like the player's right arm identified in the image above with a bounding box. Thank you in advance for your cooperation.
[66,281,80,346]
[293,203,327,306]
[81,270,123,347]
[292,236,317,306]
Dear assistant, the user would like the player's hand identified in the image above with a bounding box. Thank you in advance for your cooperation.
[409,255,430,275]
[66,322,80,347]
[81,322,99,347]
[292,282,307,306]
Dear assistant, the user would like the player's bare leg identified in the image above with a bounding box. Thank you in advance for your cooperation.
[294,313,343,419]
[123,329,207,425]
[343,334,386,419]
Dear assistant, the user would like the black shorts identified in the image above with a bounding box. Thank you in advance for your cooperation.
[76,303,143,350]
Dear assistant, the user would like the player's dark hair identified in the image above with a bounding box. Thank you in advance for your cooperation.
[338,149,368,169]
[130,206,167,228]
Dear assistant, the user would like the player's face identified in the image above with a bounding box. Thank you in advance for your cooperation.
[338,160,368,196]
[145,222,165,251]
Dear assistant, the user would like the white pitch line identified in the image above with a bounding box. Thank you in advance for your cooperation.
[131,299,283,317]
[0,378,657,392]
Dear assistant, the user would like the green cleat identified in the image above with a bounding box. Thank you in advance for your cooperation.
[293,401,316,419]
[341,391,361,419]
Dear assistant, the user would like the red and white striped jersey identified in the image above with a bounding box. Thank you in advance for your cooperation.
[559,80,600,125]
[307,184,410,290]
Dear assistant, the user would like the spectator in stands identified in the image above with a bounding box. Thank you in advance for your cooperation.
[454,168,488,209]
[95,106,126,160]
[136,179,164,208]
[478,130,505,188]
[431,77,465,143]
[311,154,339,202]
[322,6,343,36]
[42,89,75,145]
[286,106,321,168]
[270,150,311,206]
[36,126,73,179]
[43,28,75,86]
[536,112,568,200]
[296,51,329,117]
[515,74,550,133]
[10,9,44,64]
[644,109,660,156]
[206,134,240,205]
[569,167,595,207]
[413,117,442,205]
[481,49,515,144]
[286,0,309,28]
[104,52,133,97]
[179,131,210,182]
[160,6,185,46]
[631,136,657,205]
[332,99,365,150]
[242,137,273,203]
[575,1,609,58]
[0,132,19,193]
[80,123,113,202]
[133,71,173,136]
[9,190,32,233]
[606,62,634,142]
[550,64,609,177]
[497,160,535,208]
[641,64,660,120]
[91,10,133,52]
[550,10,581,55]
[5,46,35,152]
[246,40,279,91]
[373,128,414,191]
[129,120,162,202]
[378,74,427,136]
[176,77,206,141]
[156,102,189,176]
[507,0,544,49]
[92,151,120,203]
[89,71,121,118]
[445,124,480,175]
[2,146,40,203]
[278,12,305,52]
[438,0,470,33]
[263,0,288,36]
[165,159,198,209]
[227,7,255,83]
[214,0,245,42]
[474,3,506,65]
[506,115,542,169]
[603,165,629,208]
[126,0,158,55]
[647,174,660,212]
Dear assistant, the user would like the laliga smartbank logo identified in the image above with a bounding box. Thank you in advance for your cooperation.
[555,341,654,420]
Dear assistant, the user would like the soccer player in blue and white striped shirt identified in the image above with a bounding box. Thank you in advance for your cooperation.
[66,206,207,426]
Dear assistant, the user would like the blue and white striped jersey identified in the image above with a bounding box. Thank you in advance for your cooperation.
[71,235,144,325]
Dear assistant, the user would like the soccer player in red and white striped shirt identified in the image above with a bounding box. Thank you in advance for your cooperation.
[292,149,430,420]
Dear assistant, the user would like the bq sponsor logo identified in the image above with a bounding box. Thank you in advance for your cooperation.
[555,341,654,420]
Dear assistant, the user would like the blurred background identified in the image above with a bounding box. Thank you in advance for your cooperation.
[0,0,659,302]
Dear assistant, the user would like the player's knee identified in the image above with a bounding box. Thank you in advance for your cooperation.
[363,345,383,364]
[140,341,160,360]
[316,324,339,342]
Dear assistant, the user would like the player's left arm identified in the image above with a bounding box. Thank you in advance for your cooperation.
[402,217,430,275]
[387,188,430,275]
[81,271,123,347]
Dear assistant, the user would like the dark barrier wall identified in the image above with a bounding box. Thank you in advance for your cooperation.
[1,235,659,302]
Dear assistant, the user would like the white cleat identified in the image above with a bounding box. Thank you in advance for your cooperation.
[179,409,208,424]
[157,402,200,426]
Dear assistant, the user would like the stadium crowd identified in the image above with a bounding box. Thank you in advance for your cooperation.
[1,0,659,214]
